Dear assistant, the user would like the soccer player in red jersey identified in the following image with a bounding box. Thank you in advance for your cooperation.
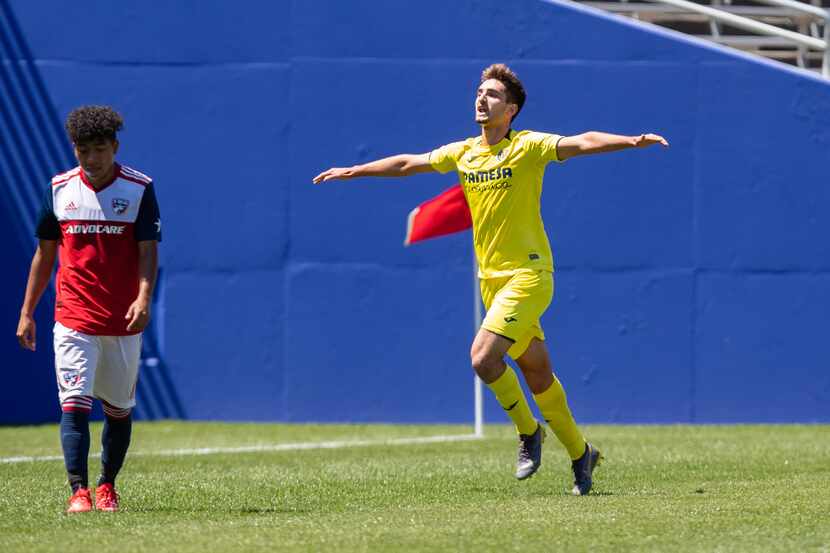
[16,106,161,513]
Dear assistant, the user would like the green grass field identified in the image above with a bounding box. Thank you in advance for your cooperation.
[1,423,828,552]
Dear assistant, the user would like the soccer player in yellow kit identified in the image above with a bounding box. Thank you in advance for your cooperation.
[314,64,668,495]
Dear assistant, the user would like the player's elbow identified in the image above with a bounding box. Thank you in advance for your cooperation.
[398,157,415,174]
[399,155,426,176]
[578,132,602,152]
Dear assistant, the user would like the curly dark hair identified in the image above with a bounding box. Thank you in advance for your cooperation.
[65,105,124,144]
[481,64,526,122]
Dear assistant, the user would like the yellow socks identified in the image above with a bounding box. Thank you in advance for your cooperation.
[486,365,585,458]
[487,365,538,436]
[533,376,586,460]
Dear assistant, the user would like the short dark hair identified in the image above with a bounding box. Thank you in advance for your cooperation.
[65,105,124,145]
[481,64,526,121]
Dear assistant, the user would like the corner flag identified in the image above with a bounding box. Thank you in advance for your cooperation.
[404,184,471,246]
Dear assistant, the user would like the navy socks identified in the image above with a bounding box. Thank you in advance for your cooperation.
[99,415,132,486]
[60,410,91,492]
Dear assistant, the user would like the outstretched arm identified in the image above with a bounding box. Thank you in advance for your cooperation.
[313,153,435,184]
[556,132,668,161]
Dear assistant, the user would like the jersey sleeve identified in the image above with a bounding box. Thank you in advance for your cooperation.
[525,131,564,164]
[428,141,467,174]
[135,182,162,242]
[35,184,60,240]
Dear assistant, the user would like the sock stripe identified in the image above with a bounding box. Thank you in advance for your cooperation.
[62,396,93,413]
[102,403,131,419]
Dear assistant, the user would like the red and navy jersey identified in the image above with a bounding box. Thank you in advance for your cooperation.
[36,164,161,336]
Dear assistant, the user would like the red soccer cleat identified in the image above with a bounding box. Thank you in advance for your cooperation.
[95,483,119,512]
[66,488,92,514]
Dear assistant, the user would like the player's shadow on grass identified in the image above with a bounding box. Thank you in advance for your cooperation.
[132,505,313,514]
[465,481,615,498]
[521,488,615,498]
[238,506,303,514]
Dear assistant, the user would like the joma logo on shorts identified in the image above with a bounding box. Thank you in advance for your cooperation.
[65,224,125,235]
[504,316,518,323]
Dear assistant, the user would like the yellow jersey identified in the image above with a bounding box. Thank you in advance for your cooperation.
[429,129,562,279]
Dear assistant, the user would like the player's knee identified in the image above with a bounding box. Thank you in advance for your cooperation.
[471,350,502,381]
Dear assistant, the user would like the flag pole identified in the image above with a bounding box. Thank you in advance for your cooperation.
[402,183,480,435]
[473,247,484,438]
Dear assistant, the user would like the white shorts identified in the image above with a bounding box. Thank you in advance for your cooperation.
[53,321,142,409]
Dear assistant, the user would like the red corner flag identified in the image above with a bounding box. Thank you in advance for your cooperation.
[404,184,472,246]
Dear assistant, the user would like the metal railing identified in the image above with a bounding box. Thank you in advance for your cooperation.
[582,0,830,77]
[653,0,828,76]
[755,0,829,76]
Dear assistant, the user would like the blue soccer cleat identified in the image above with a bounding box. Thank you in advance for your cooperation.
[571,442,602,496]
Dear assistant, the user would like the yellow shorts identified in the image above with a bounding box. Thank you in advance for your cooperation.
[479,269,554,360]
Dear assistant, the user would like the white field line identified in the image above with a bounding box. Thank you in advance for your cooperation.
[0,433,485,464]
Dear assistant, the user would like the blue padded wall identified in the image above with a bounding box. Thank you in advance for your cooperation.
[2,0,828,424]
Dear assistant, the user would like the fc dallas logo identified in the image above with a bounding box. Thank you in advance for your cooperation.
[59,369,81,390]
[112,198,129,214]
